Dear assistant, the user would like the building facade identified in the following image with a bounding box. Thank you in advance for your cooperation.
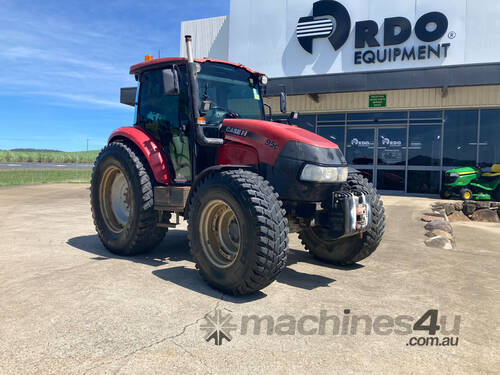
[181,0,500,194]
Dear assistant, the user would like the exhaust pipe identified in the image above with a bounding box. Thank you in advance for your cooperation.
[185,35,194,63]
[184,35,223,147]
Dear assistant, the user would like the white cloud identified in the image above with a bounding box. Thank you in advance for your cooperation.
[28,91,132,109]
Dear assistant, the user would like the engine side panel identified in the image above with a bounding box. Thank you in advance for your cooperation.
[109,127,171,185]
[217,142,259,166]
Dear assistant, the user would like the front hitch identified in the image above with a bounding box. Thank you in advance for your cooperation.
[333,192,372,235]
[315,192,373,239]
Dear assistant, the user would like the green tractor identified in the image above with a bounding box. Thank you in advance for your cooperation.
[441,164,500,201]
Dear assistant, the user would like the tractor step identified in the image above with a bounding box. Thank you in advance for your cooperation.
[154,186,190,212]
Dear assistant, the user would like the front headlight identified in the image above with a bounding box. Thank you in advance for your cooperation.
[449,173,459,177]
[300,165,348,183]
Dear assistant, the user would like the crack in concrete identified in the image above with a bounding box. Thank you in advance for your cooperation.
[171,340,213,375]
[83,293,226,374]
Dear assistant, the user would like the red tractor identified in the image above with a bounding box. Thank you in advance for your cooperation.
[90,36,385,295]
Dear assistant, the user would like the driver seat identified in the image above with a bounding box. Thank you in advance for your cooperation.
[482,164,500,177]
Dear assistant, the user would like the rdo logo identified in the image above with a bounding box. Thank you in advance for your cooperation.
[297,0,451,65]
[297,0,350,54]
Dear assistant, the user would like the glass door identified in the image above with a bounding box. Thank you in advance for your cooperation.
[376,128,407,192]
[346,128,375,183]
[346,126,407,191]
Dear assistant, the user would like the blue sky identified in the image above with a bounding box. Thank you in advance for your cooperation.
[0,0,229,151]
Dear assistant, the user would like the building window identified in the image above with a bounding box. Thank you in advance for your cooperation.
[377,170,405,191]
[317,127,345,152]
[377,128,407,166]
[271,114,316,132]
[407,171,441,194]
[443,110,478,167]
[346,128,375,165]
[294,114,316,132]
[408,125,442,166]
[479,109,500,167]
[318,113,345,122]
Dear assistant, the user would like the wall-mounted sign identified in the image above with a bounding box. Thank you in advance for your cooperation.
[297,0,451,66]
[229,0,495,77]
[369,94,387,108]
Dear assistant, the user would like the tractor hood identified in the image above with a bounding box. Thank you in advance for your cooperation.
[221,118,338,149]
[220,118,347,169]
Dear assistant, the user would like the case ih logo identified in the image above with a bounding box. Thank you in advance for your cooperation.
[297,0,452,66]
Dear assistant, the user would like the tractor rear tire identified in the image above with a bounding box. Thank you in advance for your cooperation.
[299,173,385,266]
[460,188,473,201]
[187,169,288,295]
[90,142,166,256]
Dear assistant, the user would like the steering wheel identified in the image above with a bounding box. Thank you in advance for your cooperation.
[205,106,240,124]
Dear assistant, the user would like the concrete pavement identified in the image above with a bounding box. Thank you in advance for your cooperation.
[0,185,498,374]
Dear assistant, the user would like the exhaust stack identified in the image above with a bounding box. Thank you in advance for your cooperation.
[185,35,194,63]
[184,35,223,147]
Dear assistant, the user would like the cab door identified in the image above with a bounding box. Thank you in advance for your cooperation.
[137,66,192,184]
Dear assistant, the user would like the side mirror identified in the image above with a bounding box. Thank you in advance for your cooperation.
[280,91,287,113]
[200,100,211,113]
[162,68,180,96]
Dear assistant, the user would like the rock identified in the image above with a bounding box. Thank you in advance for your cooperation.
[425,236,454,250]
[490,202,500,208]
[422,215,445,222]
[444,204,455,216]
[425,220,453,234]
[431,229,454,240]
[463,202,477,216]
[447,210,471,222]
[475,201,492,209]
[471,209,500,223]
[453,201,464,211]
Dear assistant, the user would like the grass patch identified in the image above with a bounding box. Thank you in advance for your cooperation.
[0,169,92,186]
[0,150,100,163]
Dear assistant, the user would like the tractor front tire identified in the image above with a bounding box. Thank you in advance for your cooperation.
[90,142,166,256]
[299,173,385,266]
[187,170,288,295]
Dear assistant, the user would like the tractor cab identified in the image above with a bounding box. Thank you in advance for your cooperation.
[123,56,270,185]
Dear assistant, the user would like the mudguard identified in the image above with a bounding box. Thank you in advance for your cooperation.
[108,127,171,185]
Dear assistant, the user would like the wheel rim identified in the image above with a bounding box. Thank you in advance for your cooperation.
[444,191,450,198]
[99,166,131,233]
[464,191,471,200]
[199,200,241,268]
